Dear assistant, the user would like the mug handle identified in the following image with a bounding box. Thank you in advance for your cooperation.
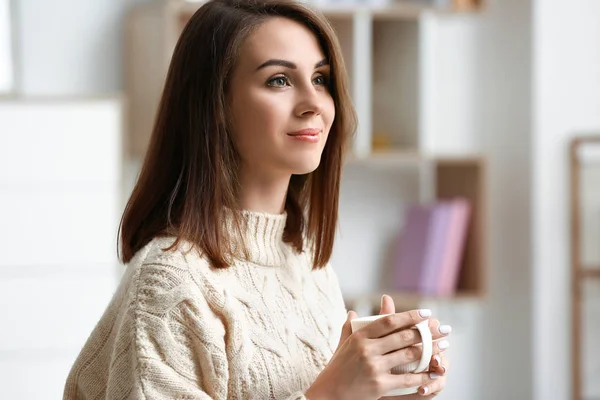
[412,320,433,373]
[384,320,434,396]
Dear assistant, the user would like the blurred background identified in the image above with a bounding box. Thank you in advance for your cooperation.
[1,0,599,399]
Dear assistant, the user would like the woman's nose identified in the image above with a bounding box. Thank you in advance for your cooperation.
[294,85,325,117]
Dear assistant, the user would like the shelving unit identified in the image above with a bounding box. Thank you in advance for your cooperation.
[340,155,485,313]
[124,0,487,309]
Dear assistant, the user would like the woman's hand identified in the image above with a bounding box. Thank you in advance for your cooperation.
[378,295,450,398]
[381,353,449,398]
[305,296,451,400]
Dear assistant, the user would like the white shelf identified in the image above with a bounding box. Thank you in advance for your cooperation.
[346,149,426,168]
[316,3,433,19]
[308,1,480,20]
[177,0,480,20]
[345,288,482,310]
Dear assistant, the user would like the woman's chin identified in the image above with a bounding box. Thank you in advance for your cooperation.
[288,159,322,176]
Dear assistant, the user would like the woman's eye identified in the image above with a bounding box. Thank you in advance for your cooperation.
[313,75,329,86]
[267,76,289,87]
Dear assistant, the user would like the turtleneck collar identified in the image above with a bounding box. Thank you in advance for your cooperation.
[227,208,290,267]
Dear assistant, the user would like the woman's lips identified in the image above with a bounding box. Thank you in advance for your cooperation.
[287,128,321,143]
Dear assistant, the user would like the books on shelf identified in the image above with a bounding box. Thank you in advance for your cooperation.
[394,198,471,295]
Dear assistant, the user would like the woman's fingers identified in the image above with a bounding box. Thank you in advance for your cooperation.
[428,353,448,376]
[381,339,450,371]
[417,374,447,397]
[417,353,450,396]
[430,318,453,337]
[429,354,442,370]
[379,294,396,315]
[383,370,441,392]
[376,319,451,355]
[359,309,431,339]
[383,358,449,397]
[436,352,450,375]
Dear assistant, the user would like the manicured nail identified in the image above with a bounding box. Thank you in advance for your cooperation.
[429,372,440,380]
[419,386,429,395]
[418,309,432,318]
[437,340,450,350]
[432,355,441,367]
[439,325,452,335]
[440,366,447,374]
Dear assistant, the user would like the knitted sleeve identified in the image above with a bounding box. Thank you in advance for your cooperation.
[123,261,227,399]
[115,261,311,400]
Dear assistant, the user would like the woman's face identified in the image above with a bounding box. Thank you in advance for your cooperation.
[228,17,335,180]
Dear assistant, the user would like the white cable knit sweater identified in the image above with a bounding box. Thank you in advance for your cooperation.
[64,210,348,399]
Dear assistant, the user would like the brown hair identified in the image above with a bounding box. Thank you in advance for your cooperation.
[119,0,356,269]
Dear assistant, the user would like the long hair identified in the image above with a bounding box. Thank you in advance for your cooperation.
[119,0,356,269]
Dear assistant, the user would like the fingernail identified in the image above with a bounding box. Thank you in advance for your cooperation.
[418,309,432,318]
[419,386,429,395]
[441,366,447,374]
[439,325,452,335]
[429,372,441,380]
[381,295,385,309]
[437,340,450,350]
[432,355,441,367]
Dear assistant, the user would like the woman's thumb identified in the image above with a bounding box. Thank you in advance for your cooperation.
[337,310,358,348]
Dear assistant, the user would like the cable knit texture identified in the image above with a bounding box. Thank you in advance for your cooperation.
[64,210,348,400]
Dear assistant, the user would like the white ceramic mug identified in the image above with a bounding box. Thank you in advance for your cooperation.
[350,314,433,396]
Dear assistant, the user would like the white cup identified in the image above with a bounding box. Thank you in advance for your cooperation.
[350,314,433,396]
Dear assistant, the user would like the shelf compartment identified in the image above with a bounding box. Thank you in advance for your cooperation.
[327,15,355,93]
[338,154,487,310]
[435,156,486,296]
[372,19,421,152]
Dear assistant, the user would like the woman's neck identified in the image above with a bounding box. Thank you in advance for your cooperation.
[236,170,290,214]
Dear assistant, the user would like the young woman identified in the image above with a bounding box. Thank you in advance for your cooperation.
[64,1,451,399]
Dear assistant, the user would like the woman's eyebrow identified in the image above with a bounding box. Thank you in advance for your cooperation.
[255,58,329,71]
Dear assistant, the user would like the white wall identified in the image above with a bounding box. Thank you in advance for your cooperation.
[0,99,123,399]
[13,0,151,96]
[532,1,600,399]
[2,2,138,396]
